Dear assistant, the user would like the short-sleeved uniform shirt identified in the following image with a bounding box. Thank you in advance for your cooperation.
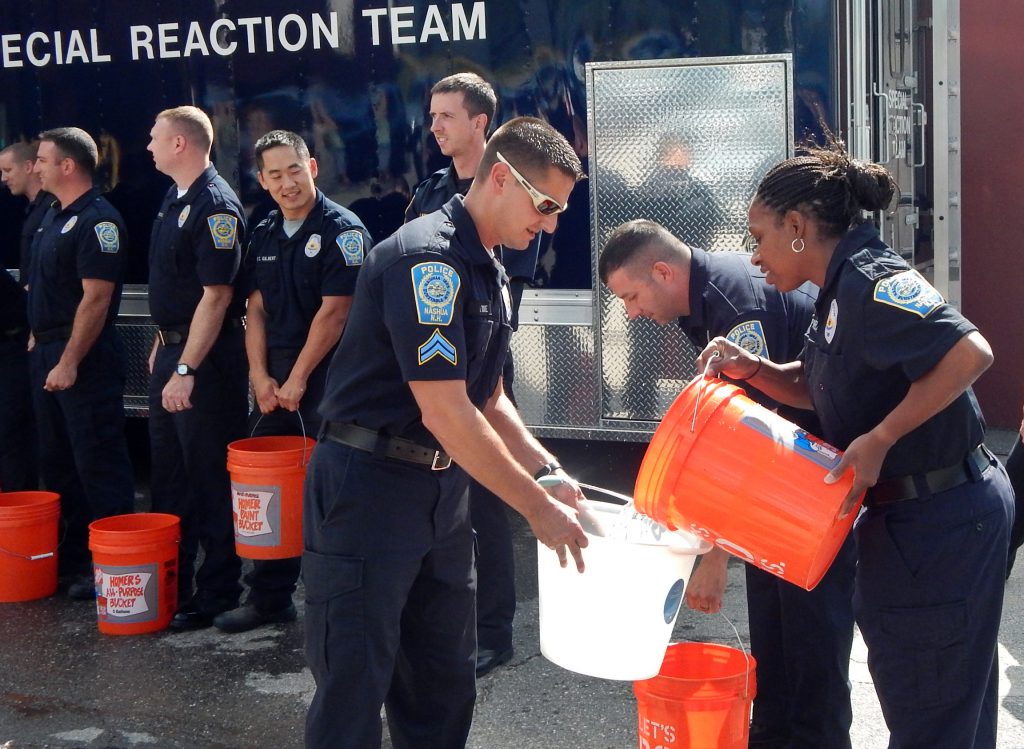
[319,195,512,449]
[20,190,55,283]
[27,187,126,332]
[148,165,246,327]
[802,222,983,478]
[240,190,372,350]
[677,246,820,429]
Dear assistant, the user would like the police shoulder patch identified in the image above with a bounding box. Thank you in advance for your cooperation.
[411,261,461,326]
[418,329,457,366]
[93,221,120,254]
[873,270,944,318]
[725,319,769,359]
[336,229,364,266]
[207,213,238,250]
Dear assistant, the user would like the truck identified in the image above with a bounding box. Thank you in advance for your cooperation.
[4,0,1016,436]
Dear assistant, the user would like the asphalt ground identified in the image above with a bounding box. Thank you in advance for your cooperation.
[0,431,1021,748]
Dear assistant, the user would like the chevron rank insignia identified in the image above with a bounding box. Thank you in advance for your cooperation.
[873,270,944,317]
[336,230,364,266]
[207,214,238,250]
[418,329,457,366]
[93,221,120,253]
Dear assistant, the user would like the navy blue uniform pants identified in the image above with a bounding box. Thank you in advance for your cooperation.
[746,534,856,749]
[148,329,247,604]
[243,349,329,612]
[29,329,134,573]
[0,335,38,492]
[854,457,1012,749]
[303,440,476,749]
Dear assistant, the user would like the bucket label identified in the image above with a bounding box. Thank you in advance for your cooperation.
[638,715,677,747]
[231,482,281,546]
[739,412,841,471]
[686,524,789,579]
[95,563,158,623]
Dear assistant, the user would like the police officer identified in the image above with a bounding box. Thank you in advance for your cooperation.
[701,144,1013,749]
[213,130,371,633]
[0,269,37,492]
[27,127,134,598]
[146,106,248,629]
[304,117,587,749]
[601,219,856,749]
[406,71,538,677]
[0,141,53,284]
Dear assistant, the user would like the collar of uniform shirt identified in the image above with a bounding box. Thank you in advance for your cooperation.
[819,221,886,298]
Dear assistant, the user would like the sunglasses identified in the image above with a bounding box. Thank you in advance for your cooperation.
[495,151,567,216]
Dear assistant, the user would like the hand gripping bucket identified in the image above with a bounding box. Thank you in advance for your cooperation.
[226,435,315,559]
[88,513,180,635]
[537,493,710,680]
[635,376,864,590]
[0,491,60,602]
[634,642,757,749]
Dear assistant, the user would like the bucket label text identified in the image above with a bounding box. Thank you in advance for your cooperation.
[95,562,159,622]
[231,483,281,546]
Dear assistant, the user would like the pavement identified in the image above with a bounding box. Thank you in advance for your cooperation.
[0,430,1021,748]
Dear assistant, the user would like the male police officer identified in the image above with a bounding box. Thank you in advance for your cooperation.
[0,269,36,492]
[600,219,856,749]
[0,141,53,284]
[405,71,538,677]
[27,127,134,597]
[213,130,372,633]
[304,117,587,749]
[146,106,248,629]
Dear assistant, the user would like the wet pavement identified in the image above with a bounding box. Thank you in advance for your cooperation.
[1,433,1022,748]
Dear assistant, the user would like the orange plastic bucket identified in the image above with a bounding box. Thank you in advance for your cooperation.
[0,491,60,602]
[635,377,863,590]
[226,436,315,559]
[634,642,757,749]
[89,513,180,635]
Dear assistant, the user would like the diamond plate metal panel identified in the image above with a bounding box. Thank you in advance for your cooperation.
[588,55,793,422]
[510,324,598,429]
[116,320,157,416]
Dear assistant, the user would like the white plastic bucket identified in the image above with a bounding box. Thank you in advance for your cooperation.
[537,498,710,680]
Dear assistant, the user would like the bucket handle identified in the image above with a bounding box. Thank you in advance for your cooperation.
[577,482,633,505]
[251,410,310,465]
[717,609,754,701]
[690,351,721,433]
[0,545,54,562]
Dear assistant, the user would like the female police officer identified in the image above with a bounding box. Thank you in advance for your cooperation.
[698,142,1013,749]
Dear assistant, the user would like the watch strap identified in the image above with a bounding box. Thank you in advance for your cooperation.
[533,461,563,481]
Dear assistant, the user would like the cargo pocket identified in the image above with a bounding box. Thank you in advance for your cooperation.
[303,550,365,679]
[875,601,968,709]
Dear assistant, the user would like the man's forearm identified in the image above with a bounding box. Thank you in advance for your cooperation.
[60,290,112,367]
[179,287,231,367]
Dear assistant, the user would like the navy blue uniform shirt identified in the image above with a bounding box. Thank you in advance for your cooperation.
[678,246,819,426]
[406,164,538,282]
[20,190,54,283]
[148,165,246,326]
[240,190,372,350]
[0,269,28,330]
[27,187,125,332]
[319,195,512,448]
[802,222,983,478]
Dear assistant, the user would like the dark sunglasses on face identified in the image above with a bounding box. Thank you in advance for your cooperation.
[495,151,568,216]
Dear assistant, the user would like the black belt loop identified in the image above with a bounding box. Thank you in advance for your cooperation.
[372,432,389,461]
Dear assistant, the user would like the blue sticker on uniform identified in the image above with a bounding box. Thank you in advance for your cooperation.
[207,214,238,250]
[94,222,120,254]
[726,320,769,359]
[417,329,457,366]
[61,216,78,234]
[873,270,944,317]
[411,262,461,326]
[336,230,364,266]
[177,205,190,228]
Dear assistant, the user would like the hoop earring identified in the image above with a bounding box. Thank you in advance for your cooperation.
[791,238,805,254]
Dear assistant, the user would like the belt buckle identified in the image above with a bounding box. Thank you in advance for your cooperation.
[431,451,451,471]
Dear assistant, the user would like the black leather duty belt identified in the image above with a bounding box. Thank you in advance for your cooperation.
[32,324,73,344]
[865,444,993,507]
[323,421,452,471]
[158,318,243,346]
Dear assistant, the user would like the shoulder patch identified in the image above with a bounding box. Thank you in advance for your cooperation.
[336,229,364,266]
[873,270,944,318]
[207,214,238,250]
[418,329,457,366]
[177,204,191,228]
[411,261,461,326]
[61,216,78,234]
[725,320,769,359]
[305,233,322,258]
[94,221,120,254]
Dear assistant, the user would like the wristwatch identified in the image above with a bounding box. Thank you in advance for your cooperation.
[176,362,198,377]
[533,461,563,481]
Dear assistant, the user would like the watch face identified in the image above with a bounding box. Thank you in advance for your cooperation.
[176,364,190,376]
